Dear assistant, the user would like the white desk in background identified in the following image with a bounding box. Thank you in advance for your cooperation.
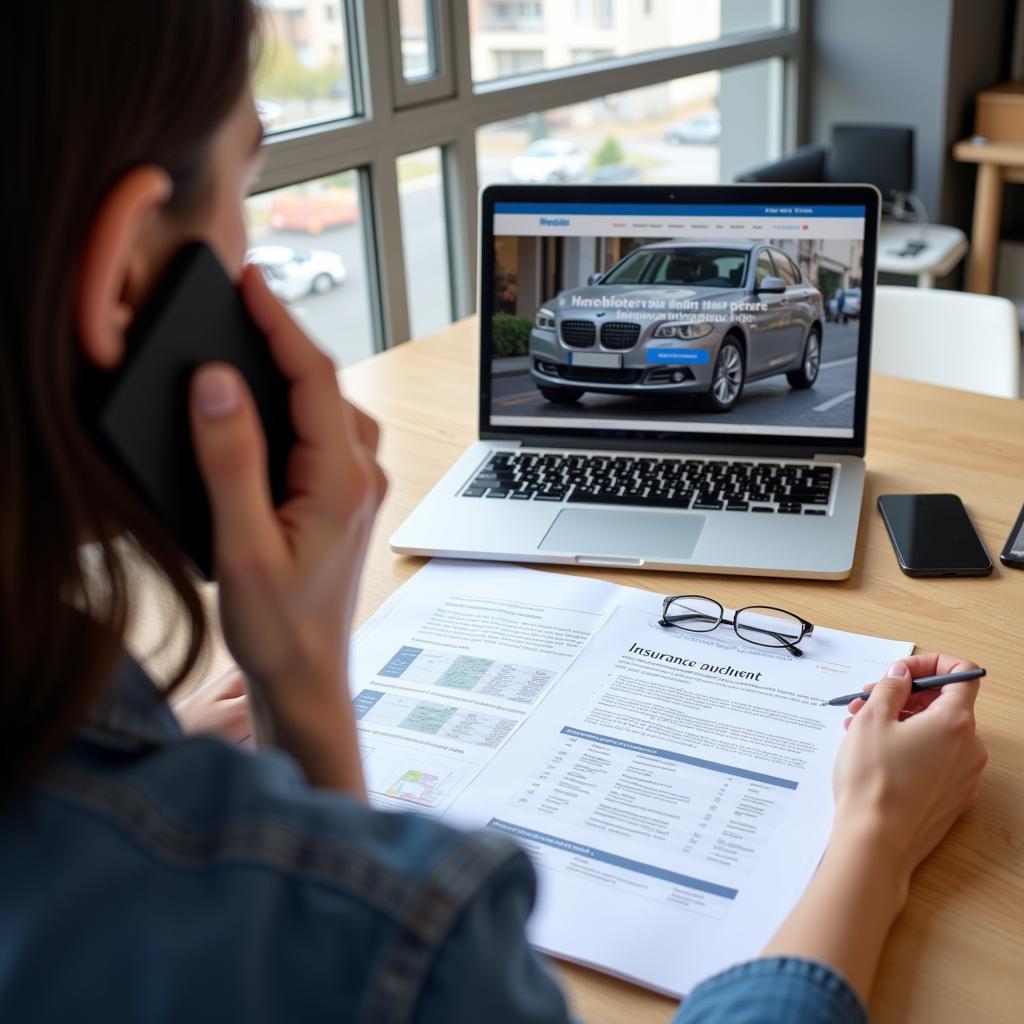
[876,220,969,288]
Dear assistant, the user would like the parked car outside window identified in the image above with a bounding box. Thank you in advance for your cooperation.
[246,246,347,303]
[508,139,589,183]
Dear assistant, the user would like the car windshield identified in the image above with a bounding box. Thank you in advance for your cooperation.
[600,247,748,288]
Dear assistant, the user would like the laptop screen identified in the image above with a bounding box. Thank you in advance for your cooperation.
[480,185,878,452]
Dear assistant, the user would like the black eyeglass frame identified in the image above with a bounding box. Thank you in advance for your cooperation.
[658,595,814,657]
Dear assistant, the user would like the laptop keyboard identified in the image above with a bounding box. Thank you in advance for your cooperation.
[460,451,835,515]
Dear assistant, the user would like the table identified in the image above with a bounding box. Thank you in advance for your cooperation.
[137,318,1024,1023]
[953,136,1024,294]
[876,220,968,288]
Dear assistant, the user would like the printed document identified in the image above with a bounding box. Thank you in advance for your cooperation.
[350,561,913,996]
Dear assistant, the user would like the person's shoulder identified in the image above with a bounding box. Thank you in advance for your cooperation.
[27,737,542,1020]
[41,733,527,920]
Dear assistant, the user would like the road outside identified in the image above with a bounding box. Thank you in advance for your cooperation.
[491,322,862,431]
[247,177,451,368]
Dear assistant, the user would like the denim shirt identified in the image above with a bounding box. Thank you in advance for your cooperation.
[0,657,868,1024]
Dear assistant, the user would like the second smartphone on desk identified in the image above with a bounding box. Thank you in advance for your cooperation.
[878,493,993,577]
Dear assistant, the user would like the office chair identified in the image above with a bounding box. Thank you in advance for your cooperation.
[873,285,1021,398]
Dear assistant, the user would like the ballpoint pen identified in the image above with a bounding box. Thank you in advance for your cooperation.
[822,668,986,707]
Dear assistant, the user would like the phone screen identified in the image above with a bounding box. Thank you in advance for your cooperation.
[878,494,992,576]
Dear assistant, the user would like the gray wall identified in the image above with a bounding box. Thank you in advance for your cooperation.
[809,0,1010,227]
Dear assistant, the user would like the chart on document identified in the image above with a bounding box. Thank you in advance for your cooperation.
[348,562,614,818]
[376,644,555,705]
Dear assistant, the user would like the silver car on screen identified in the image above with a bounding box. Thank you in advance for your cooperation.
[529,240,825,411]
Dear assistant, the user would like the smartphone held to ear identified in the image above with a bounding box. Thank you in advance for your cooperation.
[877,493,993,578]
[89,242,294,578]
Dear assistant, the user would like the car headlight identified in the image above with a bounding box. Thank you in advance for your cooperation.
[652,321,713,340]
[534,307,556,330]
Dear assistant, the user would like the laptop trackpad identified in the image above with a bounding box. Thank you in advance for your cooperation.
[538,508,705,559]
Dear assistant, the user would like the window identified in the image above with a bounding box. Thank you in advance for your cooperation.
[477,59,783,191]
[397,148,453,340]
[245,172,374,367]
[398,0,436,80]
[755,251,776,288]
[483,3,545,32]
[471,0,787,82]
[772,250,800,286]
[493,49,545,76]
[251,2,805,348]
[254,0,355,130]
[570,48,614,65]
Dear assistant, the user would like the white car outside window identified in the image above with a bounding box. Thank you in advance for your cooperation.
[246,245,347,303]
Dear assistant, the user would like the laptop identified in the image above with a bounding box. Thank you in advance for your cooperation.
[391,183,880,579]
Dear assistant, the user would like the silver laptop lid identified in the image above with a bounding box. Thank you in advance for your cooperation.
[479,183,880,456]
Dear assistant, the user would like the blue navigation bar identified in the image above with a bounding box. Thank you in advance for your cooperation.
[488,818,738,899]
[494,202,866,218]
[561,726,798,790]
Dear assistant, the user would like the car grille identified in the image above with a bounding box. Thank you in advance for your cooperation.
[600,322,641,350]
[557,366,643,384]
[560,320,596,348]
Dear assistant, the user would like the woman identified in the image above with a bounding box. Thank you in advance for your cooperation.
[1,3,987,1022]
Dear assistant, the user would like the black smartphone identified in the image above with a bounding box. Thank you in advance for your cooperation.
[87,242,294,579]
[877,493,993,577]
[1000,502,1024,569]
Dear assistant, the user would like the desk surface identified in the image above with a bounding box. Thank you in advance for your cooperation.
[141,318,1024,1022]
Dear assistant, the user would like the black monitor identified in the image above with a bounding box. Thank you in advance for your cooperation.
[827,125,914,201]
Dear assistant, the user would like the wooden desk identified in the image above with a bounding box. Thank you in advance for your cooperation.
[138,318,1024,1022]
[953,137,1024,294]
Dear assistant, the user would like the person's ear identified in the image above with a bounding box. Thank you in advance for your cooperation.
[74,166,175,369]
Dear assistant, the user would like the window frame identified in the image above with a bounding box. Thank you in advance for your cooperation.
[251,0,811,359]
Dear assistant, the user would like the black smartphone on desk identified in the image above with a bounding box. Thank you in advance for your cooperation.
[85,242,294,579]
[877,494,993,577]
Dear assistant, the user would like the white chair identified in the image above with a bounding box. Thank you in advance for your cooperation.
[871,285,1022,398]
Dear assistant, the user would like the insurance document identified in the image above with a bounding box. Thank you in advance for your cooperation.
[350,561,913,996]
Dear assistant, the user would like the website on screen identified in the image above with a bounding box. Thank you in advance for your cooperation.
[488,202,867,439]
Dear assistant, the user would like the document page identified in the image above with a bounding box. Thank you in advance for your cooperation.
[349,561,621,815]
[445,588,912,996]
[351,562,912,995]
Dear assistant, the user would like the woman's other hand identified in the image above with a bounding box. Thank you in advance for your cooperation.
[173,666,251,745]
[188,267,386,793]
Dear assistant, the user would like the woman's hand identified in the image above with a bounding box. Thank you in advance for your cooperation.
[833,652,988,888]
[173,666,251,745]
[763,652,987,1000]
[188,266,386,794]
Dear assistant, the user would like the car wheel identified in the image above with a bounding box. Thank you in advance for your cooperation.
[311,273,334,295]
[539,386,584,404]
[700,338,745,412]
[787,329,821,389]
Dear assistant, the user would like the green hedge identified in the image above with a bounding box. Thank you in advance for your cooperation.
[492,314,533,357]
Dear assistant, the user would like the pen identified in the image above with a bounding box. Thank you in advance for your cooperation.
[822,668,986,707]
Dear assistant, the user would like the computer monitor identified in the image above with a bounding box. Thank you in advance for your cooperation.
[828,125,914,202]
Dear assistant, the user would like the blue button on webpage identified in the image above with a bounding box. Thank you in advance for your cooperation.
[647,348,710,365]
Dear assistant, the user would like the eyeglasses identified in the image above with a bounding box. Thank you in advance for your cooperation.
[658,595,814,657]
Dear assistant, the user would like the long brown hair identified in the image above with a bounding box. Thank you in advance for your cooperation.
[1,1,256,795]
